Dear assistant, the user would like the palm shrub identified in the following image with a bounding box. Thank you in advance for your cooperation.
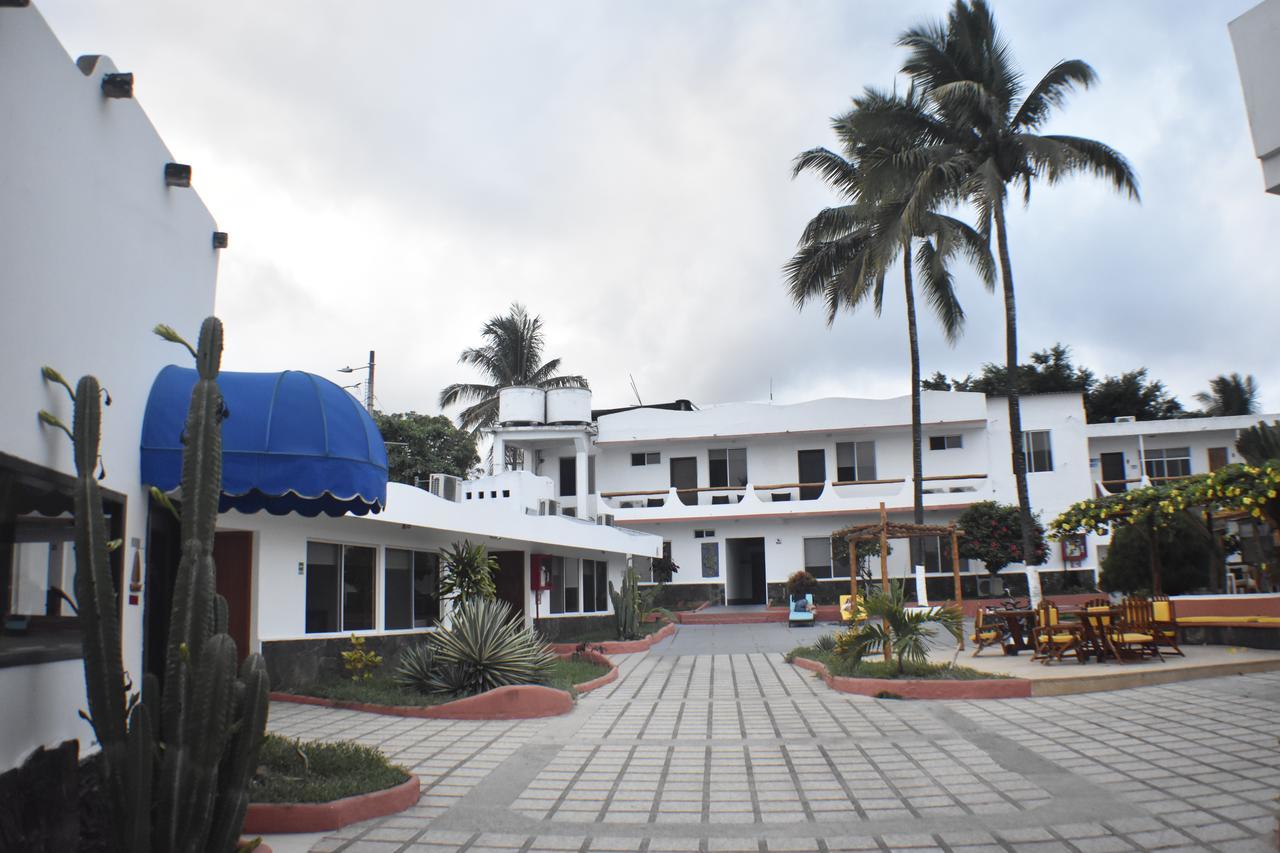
[834,582,962,674]
[427,598,556,696]
[439,540,498,602]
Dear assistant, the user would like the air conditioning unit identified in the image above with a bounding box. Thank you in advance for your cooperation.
[538,498,559,516]
[596,513,615,527]
[428,473,461,502]
[1113,415,1137,423]
[976,576,1005,598]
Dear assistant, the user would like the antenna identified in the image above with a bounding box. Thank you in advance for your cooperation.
[628,374,643,406]
[769,377,773,402]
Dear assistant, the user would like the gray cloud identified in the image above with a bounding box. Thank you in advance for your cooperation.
[38,0,1280,417]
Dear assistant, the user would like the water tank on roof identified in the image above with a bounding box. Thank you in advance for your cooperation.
[498,387,545,425]
[546,387,592,424]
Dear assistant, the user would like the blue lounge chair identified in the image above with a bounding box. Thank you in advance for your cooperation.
[789,593,815,627]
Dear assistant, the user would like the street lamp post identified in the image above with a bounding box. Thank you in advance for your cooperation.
[338,350,375,411]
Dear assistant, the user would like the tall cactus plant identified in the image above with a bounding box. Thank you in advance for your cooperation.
[608,567,641,640]
[40,317,269,852]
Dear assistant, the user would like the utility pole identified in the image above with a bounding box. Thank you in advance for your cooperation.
[338,350,376,412]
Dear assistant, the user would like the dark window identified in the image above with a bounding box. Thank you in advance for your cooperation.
[929,435,963,451]
[549,557,579,614]
[631,453,646,466]
[771,493,791,502]
[803,537,832,579]
[385,548,440,629]
[559,457,576,497]
[582,560,608,613]
[306,542,375,633]
[1023,431,1054,473]
[920,536,969,573]
[631,452,661,466]
[342,545,375,630]
[305,542,340,633]
[588,456,596,495]
[708,448,747,488]
[835,441,876,481]
[1144,447,1191,481]
[797,449,826,500]
[711,495,729,505]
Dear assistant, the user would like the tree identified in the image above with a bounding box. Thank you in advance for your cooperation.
[868,0,1139,571]
[938,344,1093,397]
[788,87,993,529]
[1100,512,1212,596]
[439,540,498,603]
[956,500,1047,573]
[1236,420,1280,465]
[1195,373,1259,417]
[439,303,587,436]
[372,411,479,485]
[1086,369,1184,423]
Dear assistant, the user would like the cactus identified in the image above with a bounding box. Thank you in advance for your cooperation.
[608,567,642,640]
[40,317,270,852]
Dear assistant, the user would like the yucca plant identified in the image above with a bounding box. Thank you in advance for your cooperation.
[428,598,556,695]
[834,581,962,674]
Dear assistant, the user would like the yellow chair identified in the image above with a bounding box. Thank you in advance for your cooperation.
[970,607,1006,657]
[1151,595,1184,656]
[839,594,867,623]
[1032,601,1082,664]
[1116,597,1163,660]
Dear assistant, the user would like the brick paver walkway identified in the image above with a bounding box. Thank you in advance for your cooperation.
[267,648,1280,852]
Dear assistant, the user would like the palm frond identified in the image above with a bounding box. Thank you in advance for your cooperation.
[1040,134,1140,201]
[1011,59,1098,130]
[914,239,965,345]
[439,381,496,409]
[791,147,861,198]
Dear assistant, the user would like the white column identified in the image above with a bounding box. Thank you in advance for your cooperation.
[574,437,589,519]
[1027,566,1043,607]
[491,435,505,475]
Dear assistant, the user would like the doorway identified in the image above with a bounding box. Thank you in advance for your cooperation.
[670,457,697,506]
[491,550,526,619]
[725,537,767,605]
[1100,452,1126,493]
[212,531,254,663]
[797,449,826,500]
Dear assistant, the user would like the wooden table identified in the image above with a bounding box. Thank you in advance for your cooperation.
[986,609,1037,654]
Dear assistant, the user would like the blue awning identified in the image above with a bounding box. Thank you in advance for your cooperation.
[141,366,388,517]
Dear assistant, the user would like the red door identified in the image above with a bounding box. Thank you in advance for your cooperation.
[213,531,254,662]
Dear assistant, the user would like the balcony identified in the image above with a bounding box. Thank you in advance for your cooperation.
[600,474,991,521]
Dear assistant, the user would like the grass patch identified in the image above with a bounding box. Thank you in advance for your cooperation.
[250,734,409,804]
[285,657,611,706]
[787,648,1010,680]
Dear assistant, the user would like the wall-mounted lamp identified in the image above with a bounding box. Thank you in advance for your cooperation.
[212,231,229,249]
[164,162,192,188]
[101,72,133,99]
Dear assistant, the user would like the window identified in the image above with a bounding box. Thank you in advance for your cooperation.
[1023,431,1053,473]
[630,452,660,466]
[1145,447,1191,481]
[693,529,715,539]
[835,441,876,481]
[920,536,968,573]
[559,457,576,497]
[929,435,963,450]
[1,454,124,638]
[305,542,375,633]
[803,537,832,579]
[548,557,579,614]
[384,548,440,629]
[581,560,609,613]
[708,448,747,488]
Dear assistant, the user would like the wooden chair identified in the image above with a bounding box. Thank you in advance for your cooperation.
[1032,600,1082,664]
[1079,601,1120,663]
[1151,594,1185,656]
[970,607,1006,657]
[1115,597,1163,661]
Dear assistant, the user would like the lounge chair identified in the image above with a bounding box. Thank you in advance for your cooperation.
[789,593,816,627]
[839,594,867,624]
[970,606,1006,657]
[1151,594,1185,656]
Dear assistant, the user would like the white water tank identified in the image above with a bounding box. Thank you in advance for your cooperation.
[546,387,592,424]
[498,387,545,425]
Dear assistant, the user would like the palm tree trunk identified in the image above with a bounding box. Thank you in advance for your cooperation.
[992,193,1037,572]
[902,240,925,530]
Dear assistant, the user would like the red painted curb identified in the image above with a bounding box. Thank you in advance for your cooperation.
[243,775,420,834]
[790,655,1032,700]
[566,649,619,694]
[549,621,677,655]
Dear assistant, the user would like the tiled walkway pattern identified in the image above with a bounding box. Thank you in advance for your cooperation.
[267,652,1280,852]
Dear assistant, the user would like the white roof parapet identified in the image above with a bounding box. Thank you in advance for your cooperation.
[1086,413,1280,439]
[367,482,662,558]
[595,392,989,445]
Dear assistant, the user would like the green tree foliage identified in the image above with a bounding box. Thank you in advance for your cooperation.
[1236,420,1280,466]
[1100,513,1212,596]
[957,501,1047,572]
[1195,373,1260,417]
[439,540,498,603]
[372,410,478,484]
[834,581,963,674]
[438,303,587,435]
[1087,369,1184,423]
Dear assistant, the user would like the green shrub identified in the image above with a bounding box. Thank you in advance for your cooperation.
[1100,512,1212,595]
[786,570,819,600]
[251,734,408,804]
[429,597,556,695]
[340,634,383,681]
[392,641,437,693]
[833,581,963,675]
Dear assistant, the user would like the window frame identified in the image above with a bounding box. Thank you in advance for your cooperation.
[304,540,377,634]
[929,434,963,451]
[1022,430,1054,473]
[630,452,660,467]
[581,559,609,613]
[708,448,748,488]
[548,556,580,615]
[802,537,833,579]
[1144,447,1191,482]
[835,440,877,482]
[383,547,441,630]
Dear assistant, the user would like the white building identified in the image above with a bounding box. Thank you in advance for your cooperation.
[1231,0,1280,194]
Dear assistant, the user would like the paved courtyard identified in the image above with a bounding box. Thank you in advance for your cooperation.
[266,628,1280,852]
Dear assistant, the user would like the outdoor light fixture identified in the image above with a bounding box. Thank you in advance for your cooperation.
[212,231,229,249]
[337,350,376,411]
[101,72,133,99]
[164,162,191,187]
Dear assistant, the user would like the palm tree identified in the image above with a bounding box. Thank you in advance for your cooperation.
[856,0,1139,564]
[439,303,587,436]
[787,87,994,528]
[1195,373,1259,417]
[835,581,963,673]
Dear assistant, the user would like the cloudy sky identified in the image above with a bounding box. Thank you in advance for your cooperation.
[39,0,1280,416]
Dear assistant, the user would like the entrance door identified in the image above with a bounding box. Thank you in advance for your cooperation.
[725,538,767,605]
[1100,452,1126,493]
[670,456,698,506]
[212,531,253,663]
[491,550,526,619]
[797,449,826,501]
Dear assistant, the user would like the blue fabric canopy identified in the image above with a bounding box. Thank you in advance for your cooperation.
[141,366,388,517]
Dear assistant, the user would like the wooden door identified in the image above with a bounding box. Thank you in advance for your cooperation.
[670,457,697,506]
[212,531,253,663]
[1208,447,1229,471]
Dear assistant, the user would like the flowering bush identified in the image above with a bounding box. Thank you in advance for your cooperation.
[956,501,1047,572]
[786,570,819,600]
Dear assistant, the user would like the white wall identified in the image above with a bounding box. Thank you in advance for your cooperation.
[1231,0,1280,193]
[0,5,218,770]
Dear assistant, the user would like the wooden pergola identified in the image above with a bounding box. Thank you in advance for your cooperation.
[833,502,966,655]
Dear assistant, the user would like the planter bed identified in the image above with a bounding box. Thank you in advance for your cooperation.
[271,651,617,719]
[790,655,1031,700]
[549,621,677,655]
